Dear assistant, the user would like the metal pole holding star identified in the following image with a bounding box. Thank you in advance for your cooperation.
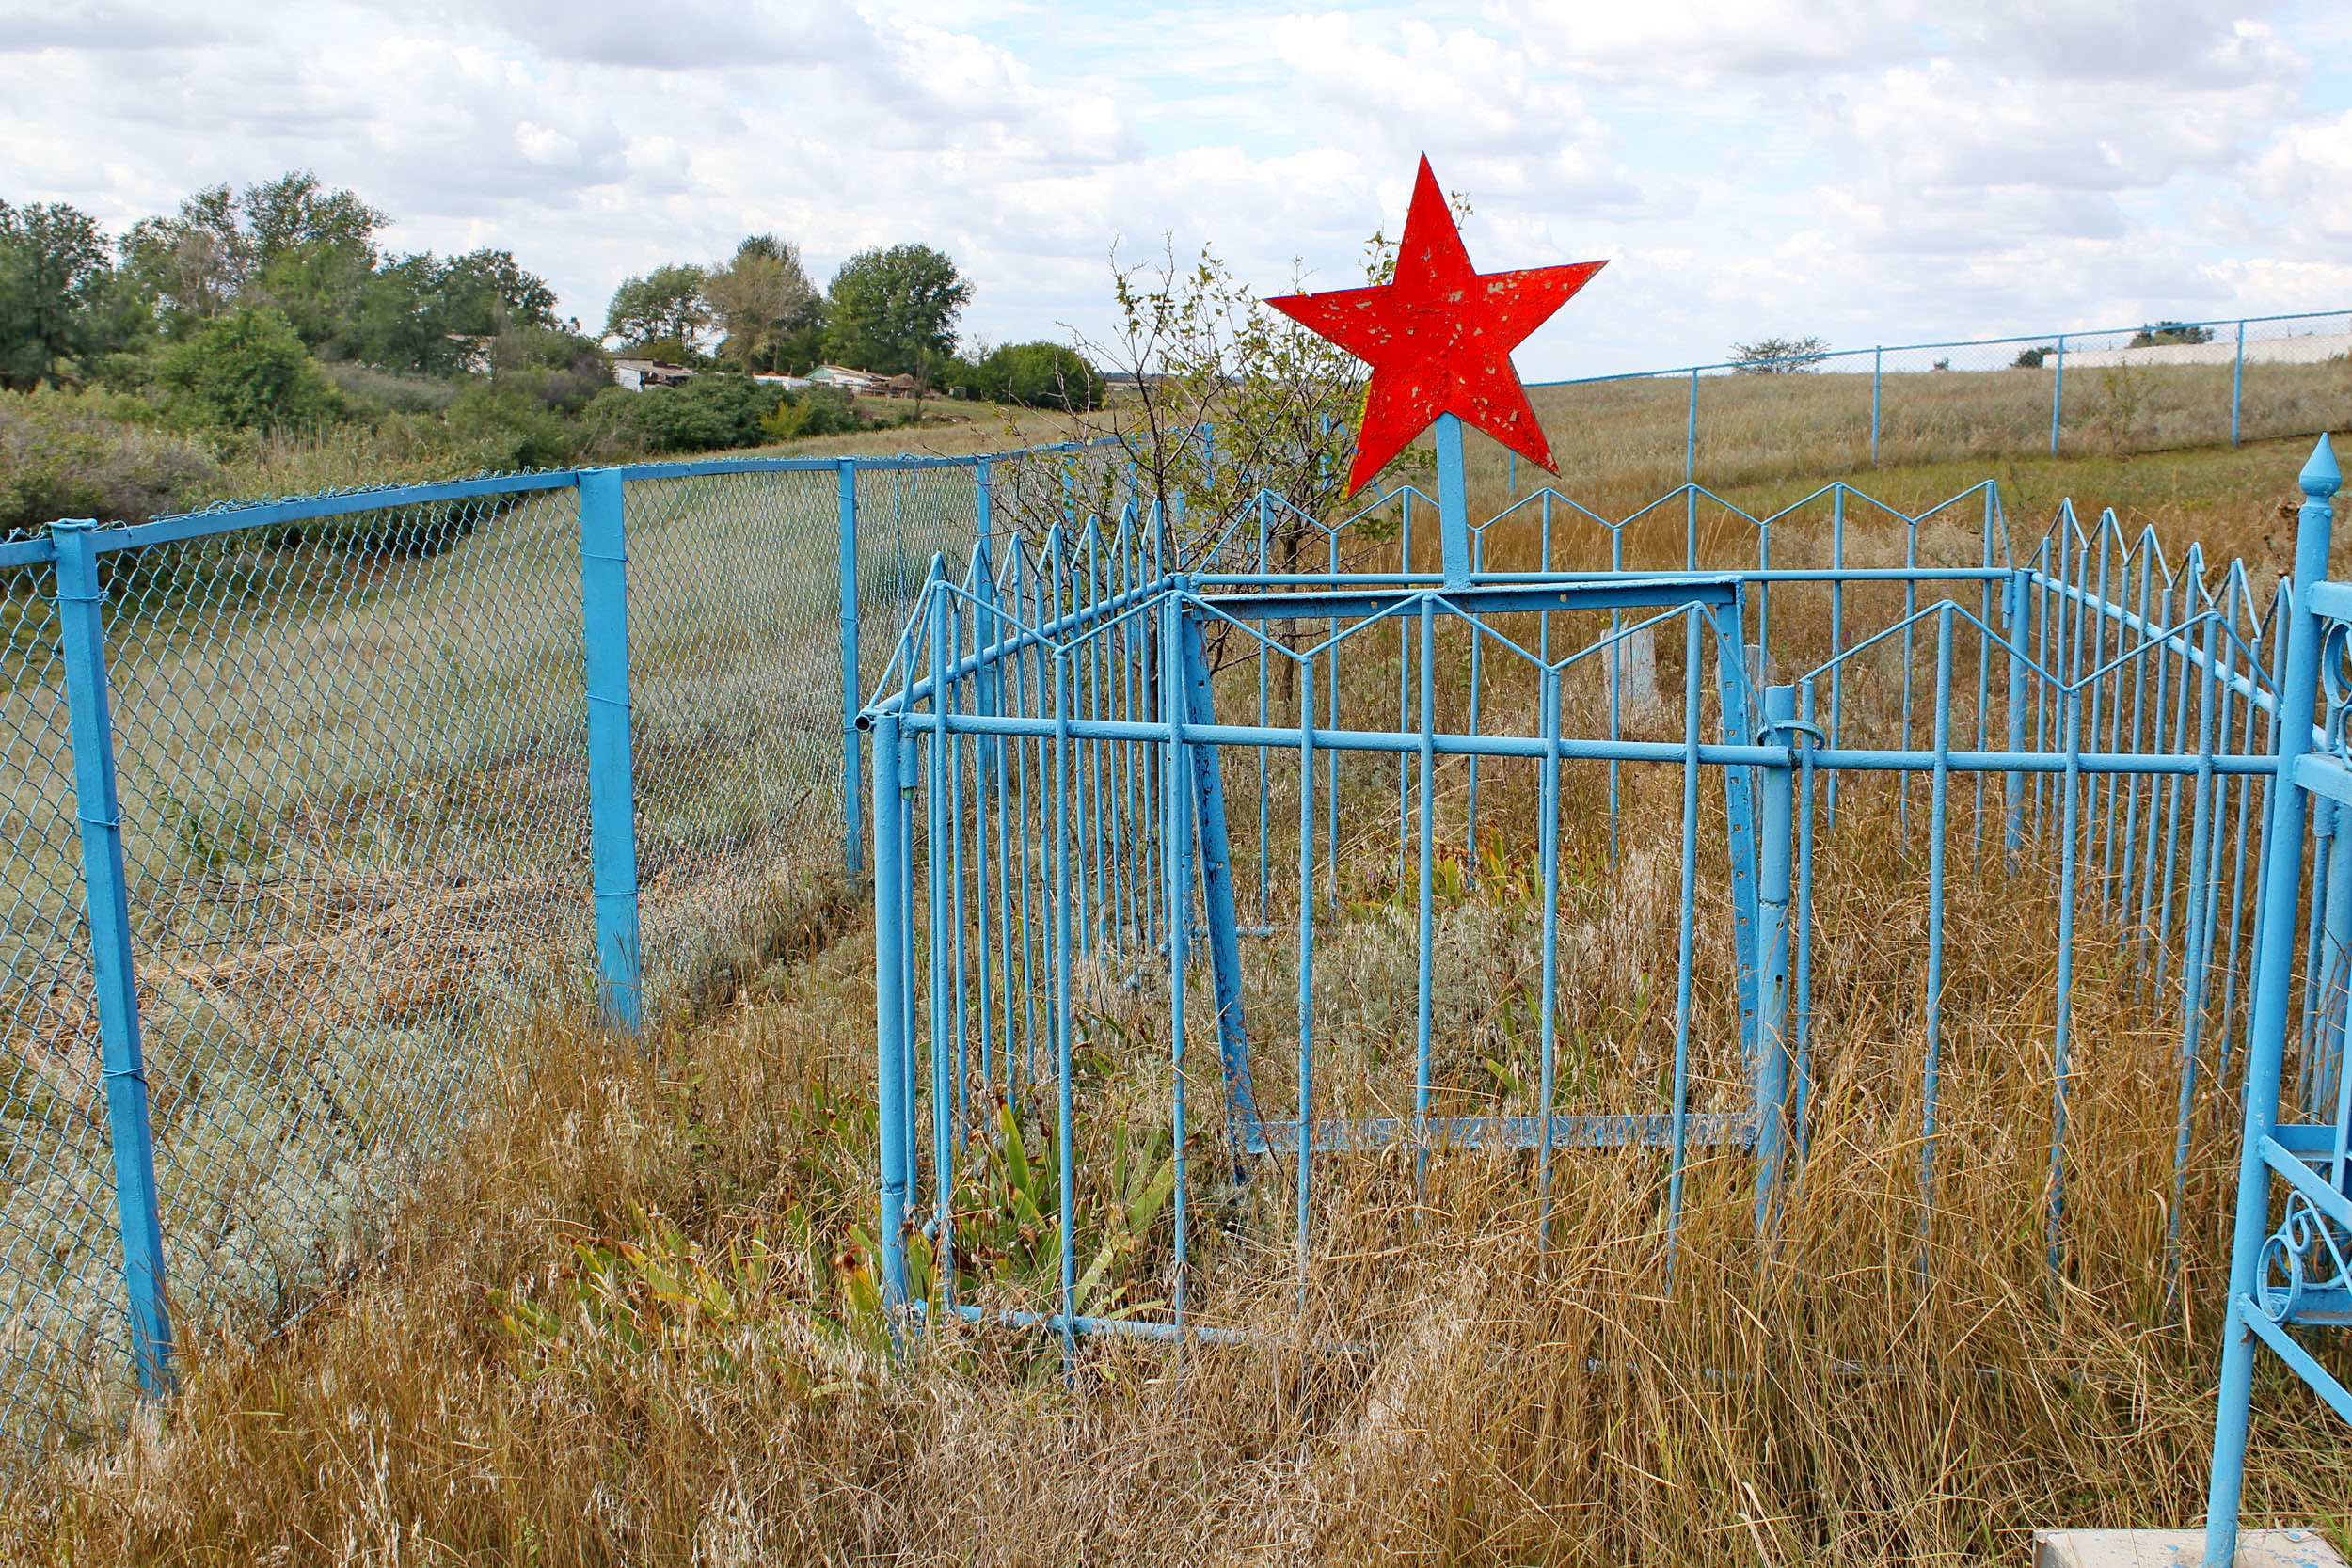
[1266,155,1605,589]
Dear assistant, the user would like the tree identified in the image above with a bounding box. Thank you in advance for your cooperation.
[0,200,116,388]
[605,264,711,353]
[119,172,389,356]
[158,307,342,428]
[1064,238,1373,566]
[2130,321,2216,348]
[702,235,816,370]
[355,248,561,373]
[120,183,250,324]
[824,244,971,375]
[1728,335,1830,373]
[970,341,1102,410]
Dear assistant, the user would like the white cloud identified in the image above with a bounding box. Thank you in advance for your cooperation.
[0,0,2343,372]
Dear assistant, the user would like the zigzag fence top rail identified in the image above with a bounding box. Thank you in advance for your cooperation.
[1526,307,2352,489]
[0,438,1126,1478]
[858,447,2343,1370]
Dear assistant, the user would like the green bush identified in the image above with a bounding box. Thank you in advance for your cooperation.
[969,341,1102,409]
[440,386,579,469]
[321,361,459,415]
[756,386,858,442]
[0,389,220,531]
[159,309,342,430]
[596,373,786,455]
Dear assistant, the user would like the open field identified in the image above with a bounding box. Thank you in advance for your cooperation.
[5,420,2351,1560]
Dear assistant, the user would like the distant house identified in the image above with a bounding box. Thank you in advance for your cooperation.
[612,358,694,391]
[754,372,813,391]
[811,363,919,395]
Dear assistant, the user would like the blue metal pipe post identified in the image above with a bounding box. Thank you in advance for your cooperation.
[1755,683,1797,1229]
[870,711,912,1310]
[2204,435,2338,1568]
[51,518,173,1395]
[1434,413,1471,589]
[839,460,863,873]
[2231,321,2245,449]
[579,469,642,1032]
[2050,335,2067,457]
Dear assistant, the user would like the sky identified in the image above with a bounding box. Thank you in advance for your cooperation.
[3,0,2350,378]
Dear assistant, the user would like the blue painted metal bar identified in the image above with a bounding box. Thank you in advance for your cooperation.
[1179,604,1263,1142]
[871,710,912,1311]
[2204,436,2338,1568]
[1159,590,1194,1332]
[1870,347,1883,463]
[1755,684,1797,1230]
[579,469,642,1032]
[1666,606,1706,1268]
[2231,320,2246,448]
[838,460,864,874]
[1918,606,1956,1257]
[1435,412,1472,591]
[1247,1114,1757,1154]
[2050,335,2066,457]
[50,517,173,1396]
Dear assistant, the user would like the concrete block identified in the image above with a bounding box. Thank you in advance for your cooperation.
[2033,1529,2346,1568]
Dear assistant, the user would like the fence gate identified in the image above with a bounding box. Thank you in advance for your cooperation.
[2205,436,2348,1568]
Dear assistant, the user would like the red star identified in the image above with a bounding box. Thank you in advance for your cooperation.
[1268,156,1605,496]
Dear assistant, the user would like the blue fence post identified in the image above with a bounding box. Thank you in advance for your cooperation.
[50,518,173,1396]
[2204,434,2338,1568]
[1686,369,1700,565]
[1870,347,1883,465]
[870,710,911,1311]
[1434,412,1471,590]
[2050,334,2066,457]
[578,469,642,1033]
[2231,319,2246,449]
[839,459,864,875]
[1755,683,1798,1231]
[2005,568,2031,860]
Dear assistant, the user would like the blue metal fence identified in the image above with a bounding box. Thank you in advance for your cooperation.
[0,440,1124,1471]
[859,435,2351,1550]
[1526,308,2352,485]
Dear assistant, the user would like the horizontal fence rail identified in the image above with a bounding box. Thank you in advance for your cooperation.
[0,438,1133,1475]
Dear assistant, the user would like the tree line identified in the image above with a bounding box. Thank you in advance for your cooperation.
[0,170,1103,439]
[604,238,1101,411]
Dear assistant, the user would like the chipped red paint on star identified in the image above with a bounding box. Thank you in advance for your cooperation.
[1268,155,1605,496]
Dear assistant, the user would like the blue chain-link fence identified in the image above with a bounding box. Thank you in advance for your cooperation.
[1529,307,2352,489]
[0,442,1121,1473]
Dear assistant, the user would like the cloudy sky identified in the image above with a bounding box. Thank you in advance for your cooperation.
[4,0,2349,378]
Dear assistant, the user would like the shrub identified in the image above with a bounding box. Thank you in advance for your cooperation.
[440,385,579,469]
[321,362,459,415]
[969,341,1103,409]
[159,309,342,429]
[757,386,858,442]
[0,390,220,531]
[599,373,786,454]
[1728,335,1830,374]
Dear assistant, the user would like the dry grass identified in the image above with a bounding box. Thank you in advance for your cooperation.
[8,391,2351,1560]
[12,783,2352,1564]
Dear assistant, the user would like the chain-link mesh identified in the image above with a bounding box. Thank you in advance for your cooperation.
[1531,308,2352,490]
[100,486,596,1349]
[0,446,1104,1478]
[0,541,117,1460]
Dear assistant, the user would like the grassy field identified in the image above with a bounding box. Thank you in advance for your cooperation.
[3,401,2350,1560]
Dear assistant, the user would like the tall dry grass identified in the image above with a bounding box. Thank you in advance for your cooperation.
[13,656,2352,1562]
[8,413,2351,1560]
